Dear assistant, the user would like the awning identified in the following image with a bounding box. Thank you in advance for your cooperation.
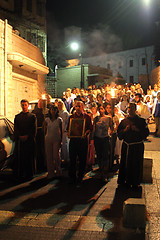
[7,52,49,75]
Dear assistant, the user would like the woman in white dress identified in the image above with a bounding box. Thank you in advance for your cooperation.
[44,105,63,179]
[58,100,70,165]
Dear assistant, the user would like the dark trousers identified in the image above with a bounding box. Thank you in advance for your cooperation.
[69,138,88,180]
[118,142,144,186]
[13,138,35,180]
[35,129,45,172]
[110,133,117,169]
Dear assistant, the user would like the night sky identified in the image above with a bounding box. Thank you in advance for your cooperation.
[46,0,159,54]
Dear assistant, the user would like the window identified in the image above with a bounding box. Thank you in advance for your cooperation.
[37,0,44,17]
[142,58,146,66]
[27,0,32,12]
[107,63,110,69]
[129,76,134,83]
[119,61,122,68]
[129,60,133,67]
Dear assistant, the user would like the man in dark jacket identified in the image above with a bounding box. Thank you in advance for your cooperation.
[67,101,93,184]
[13,99,37,181]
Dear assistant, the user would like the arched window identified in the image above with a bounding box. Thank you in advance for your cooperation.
[142,57,146,66]
[129,59,133,67]
[129,76,134,83]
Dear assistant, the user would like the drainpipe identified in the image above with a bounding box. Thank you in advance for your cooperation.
[4,19,8,116]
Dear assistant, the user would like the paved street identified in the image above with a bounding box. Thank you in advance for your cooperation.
[0,123,160,240]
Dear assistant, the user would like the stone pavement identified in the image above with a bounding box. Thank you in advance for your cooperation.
[0,123,159,240]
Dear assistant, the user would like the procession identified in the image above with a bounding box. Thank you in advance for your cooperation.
[11,82,159,189]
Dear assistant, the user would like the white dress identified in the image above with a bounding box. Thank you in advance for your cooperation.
[59,110,70,162]
[45,117,62,178]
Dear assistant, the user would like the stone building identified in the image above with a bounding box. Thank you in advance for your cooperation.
[0,19,48,121]
[48,44,156,96]
[150,66,160,87]
[54,46,156,97]
[84,46,156,86]
[0,0,47,62]
[48,23,157,94]
[0,0,48,120]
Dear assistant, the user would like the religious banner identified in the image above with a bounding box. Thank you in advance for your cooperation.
[68,118,86,138]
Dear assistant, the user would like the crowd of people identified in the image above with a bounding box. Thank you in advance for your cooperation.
[13,82,160,187]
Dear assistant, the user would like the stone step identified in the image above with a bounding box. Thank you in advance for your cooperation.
[123,198,146,229]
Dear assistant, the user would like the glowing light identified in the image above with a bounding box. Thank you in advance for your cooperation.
[111,88,115,98]
[42,94,46,100]
[143,0,150,7]
[70,42,79,51]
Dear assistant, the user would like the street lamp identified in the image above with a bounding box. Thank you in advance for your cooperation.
[143,0,150,7]
[70,42,79,51]
[70,42,84,89]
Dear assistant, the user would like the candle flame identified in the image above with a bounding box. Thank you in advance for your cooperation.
[111,88,115,97]
[42,94,46,100]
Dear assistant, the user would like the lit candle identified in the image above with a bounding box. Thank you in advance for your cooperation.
[41,94,47,114]
[110,88,116,117]
[111,88,115,98]
[110,88,116,170]
[42,94,46,100]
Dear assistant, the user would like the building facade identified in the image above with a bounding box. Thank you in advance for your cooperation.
[56,64,112,97]
[54,46,156,97]
[84,46,156,85]
[150,66,160,87]
[0,0,47,62]
[0,19,48,121]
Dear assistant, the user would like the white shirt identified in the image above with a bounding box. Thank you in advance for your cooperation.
[94,115,111,138]
[136,102,151,120]
[45,117,62,141]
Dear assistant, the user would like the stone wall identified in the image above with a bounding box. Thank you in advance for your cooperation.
[139,74,150,94]
[85,46,156,85]
[0,19,12,118]
[150,66,160,87]
[12,34,45,64]
[0,19,47,121]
